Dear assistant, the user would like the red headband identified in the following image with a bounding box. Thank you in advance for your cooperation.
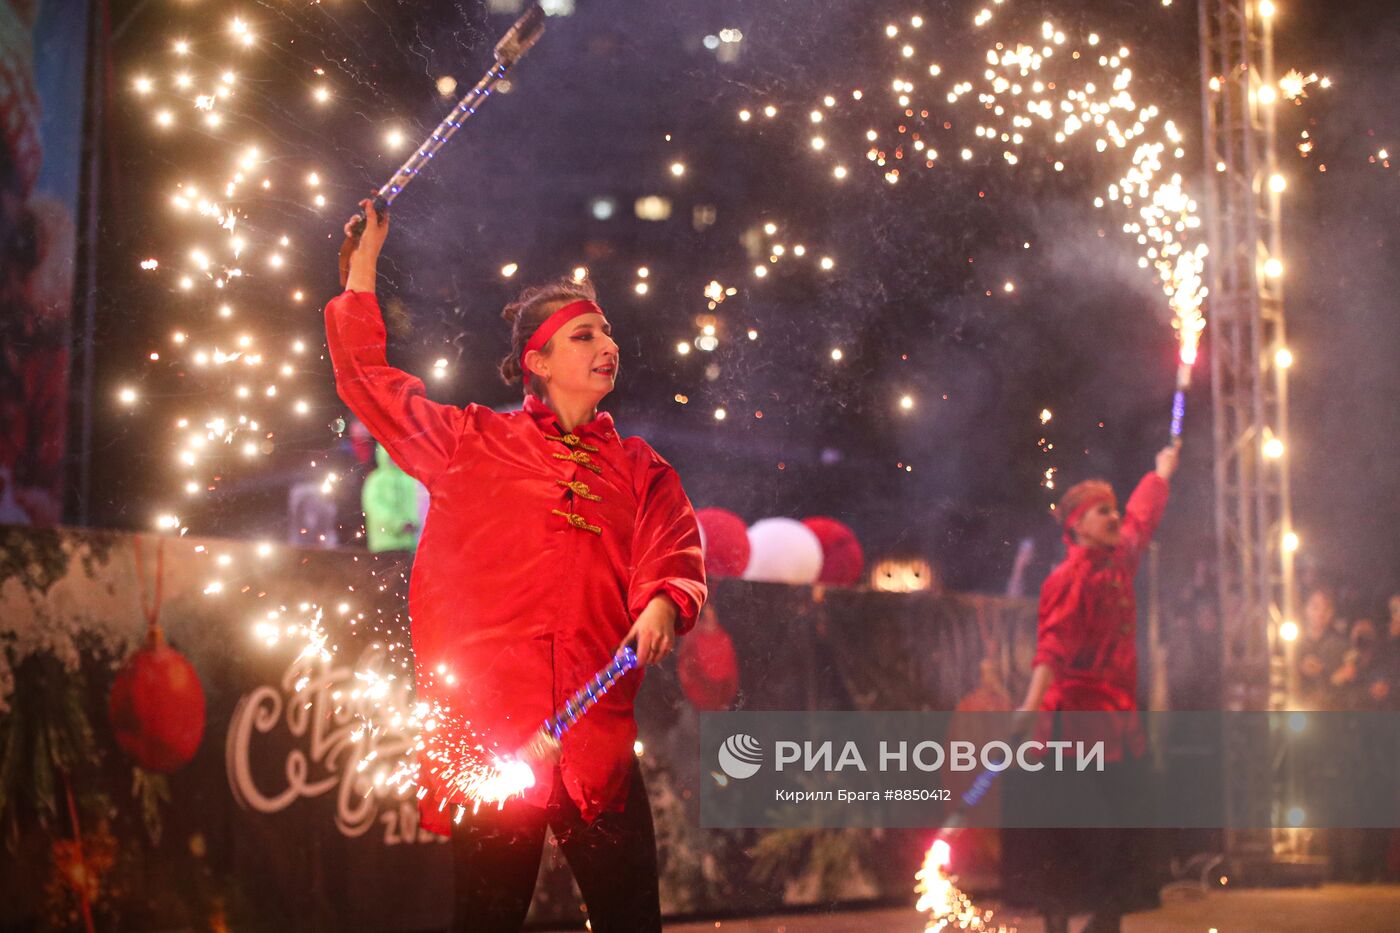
[1062,492,1116,541]
[520,299,605,376]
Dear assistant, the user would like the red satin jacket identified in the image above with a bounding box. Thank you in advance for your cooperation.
[1032,472,1169,758]
[325,290,707,833]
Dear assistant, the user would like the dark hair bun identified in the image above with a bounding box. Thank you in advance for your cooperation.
[498,275,599,391]
[499,352,523,385]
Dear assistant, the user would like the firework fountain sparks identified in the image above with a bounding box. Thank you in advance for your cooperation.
[740,9,1211,425]
[916,837,1016,932]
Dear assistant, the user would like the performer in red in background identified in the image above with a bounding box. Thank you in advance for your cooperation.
[1004,442,1180,933]
[326,202,706,932]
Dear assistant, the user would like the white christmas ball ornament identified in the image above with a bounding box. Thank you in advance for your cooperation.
[742,517,824,584]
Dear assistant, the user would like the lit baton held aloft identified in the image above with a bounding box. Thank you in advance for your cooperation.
[344,3,545,239]
[1169,342,1196,441]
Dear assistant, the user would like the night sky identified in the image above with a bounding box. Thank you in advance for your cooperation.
[91,0,1398,610]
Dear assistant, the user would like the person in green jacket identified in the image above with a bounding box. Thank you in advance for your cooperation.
[362,443,426,553]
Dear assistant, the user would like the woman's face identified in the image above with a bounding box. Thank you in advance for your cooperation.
[530,312,619,403]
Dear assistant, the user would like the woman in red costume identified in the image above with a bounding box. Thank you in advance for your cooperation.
[326,203,707,932]
[1003,442,1180,933]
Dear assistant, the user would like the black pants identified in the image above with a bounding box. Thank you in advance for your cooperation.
[1002,751,1163,917]
[450,762,660,933]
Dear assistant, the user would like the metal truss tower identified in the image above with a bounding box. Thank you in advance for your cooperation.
[1198,0,1316,878]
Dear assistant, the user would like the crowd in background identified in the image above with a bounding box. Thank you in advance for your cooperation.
[1294,587,1400,882]
[1164,557,1400,714]
[1295,588,1400,712]
[1163,571,1400,881]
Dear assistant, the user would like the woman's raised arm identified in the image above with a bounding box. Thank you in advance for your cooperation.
[325,201,465,486]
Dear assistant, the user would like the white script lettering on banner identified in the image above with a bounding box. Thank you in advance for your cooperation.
[226,649,443,844]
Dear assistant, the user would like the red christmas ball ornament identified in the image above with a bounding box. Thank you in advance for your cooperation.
[109,629,206,773]
[801,516,865,586]
[678,612,739,711]
[695,507,751,578]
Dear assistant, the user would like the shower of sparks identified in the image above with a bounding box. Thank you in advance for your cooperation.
[916,838,1016,932]
[121,11,345,524]
[732,0,1328,495]
[380,699,538,816]
[254,604,533,811]
[121,7,540,812]
[740,11,1215,374]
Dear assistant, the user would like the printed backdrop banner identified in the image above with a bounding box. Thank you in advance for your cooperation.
[0,0,88,525]
[0,525,1035,929]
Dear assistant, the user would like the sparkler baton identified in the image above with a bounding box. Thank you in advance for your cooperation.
[937,762,1004,835]
[341,3,546,240]
[936,710,1033,837]
[1168,347,1196,440]
[515,645,641,769]
[443,647,640,822]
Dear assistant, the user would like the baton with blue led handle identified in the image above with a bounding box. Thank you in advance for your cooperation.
[345,4,546,238]
[515,646,641,768]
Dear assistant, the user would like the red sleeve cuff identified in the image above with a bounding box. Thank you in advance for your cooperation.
[662,581,700,628]
[632,579,703,635]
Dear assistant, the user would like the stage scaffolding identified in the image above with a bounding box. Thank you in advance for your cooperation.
[1199,0,1319,881]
